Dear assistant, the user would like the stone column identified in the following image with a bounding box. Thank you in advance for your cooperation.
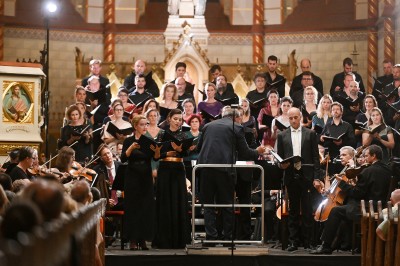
[382,0,395,65]
[383,18,395,64]
[252,0,264,64]
[367,0,378,94]
[103,0,115,62]
[0,0,4,61]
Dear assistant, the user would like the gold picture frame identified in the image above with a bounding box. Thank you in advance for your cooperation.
[2,81,34,123]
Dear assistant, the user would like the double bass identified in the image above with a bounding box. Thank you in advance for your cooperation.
[314,163,369,222]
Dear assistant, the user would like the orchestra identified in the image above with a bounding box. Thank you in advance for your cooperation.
[2,59,400,254]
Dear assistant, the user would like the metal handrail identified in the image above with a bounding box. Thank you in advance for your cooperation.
[191,163,265,246]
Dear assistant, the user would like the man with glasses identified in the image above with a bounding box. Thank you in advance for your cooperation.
[290,58,324,97]
[276,107,321,251]
[291,71,322,108]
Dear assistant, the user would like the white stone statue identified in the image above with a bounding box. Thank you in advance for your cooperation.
[168,0,179,15]
[194,0,206,16]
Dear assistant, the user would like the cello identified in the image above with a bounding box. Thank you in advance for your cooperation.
[314,164,369,222]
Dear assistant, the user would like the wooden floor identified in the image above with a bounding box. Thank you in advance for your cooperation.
[105,241,360,266]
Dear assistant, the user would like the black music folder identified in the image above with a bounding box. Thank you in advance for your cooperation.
[339,95,363,108]
[313,124,323,135]
[215,96,239,106]
[270,150,302,164]
[275,119,288,131]
[360,124,385,135]
[71,124,91,136]
[136,134,169,156]
[200,110,222,120]
[86,88,107,103]
[323,132,346,141]
[266,78,285,88]
[375,87,397,100]
[301,107,315,120]
[261,114,274,128]
[354,121,367,130]
[160,106,173,119]
[163,131,197,152]
[106,123,133,139]
[248,97,268,108]
[131,95,151,110]
[387,102,400,114]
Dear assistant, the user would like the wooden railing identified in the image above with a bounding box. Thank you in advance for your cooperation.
[361,200,399,266]
[0,199,106,266]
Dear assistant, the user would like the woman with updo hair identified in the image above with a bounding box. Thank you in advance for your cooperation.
[121,115,160,250]
[59,105,92,164]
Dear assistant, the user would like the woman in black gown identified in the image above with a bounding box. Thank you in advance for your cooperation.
[121,115,160,250]
[152,108,191,249]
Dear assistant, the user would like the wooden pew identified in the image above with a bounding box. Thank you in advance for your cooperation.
[374,201,384,266]
[384,202,395,266]
[366,200,375,266]
[361,199,368,266]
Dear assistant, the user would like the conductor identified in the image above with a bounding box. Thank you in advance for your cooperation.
[197,107,266,245]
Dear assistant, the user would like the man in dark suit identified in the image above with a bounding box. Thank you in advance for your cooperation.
[171,62,195,95]
[93,145,123,210]
[124,59,159,97]
[197,107,266,245]
[265,55,286,98]
[81,59,110,93]
[330,57,365,95]
[276,107,321,251]
[290,58,323,96]
[92,144,124,245]
[312,145,391,254]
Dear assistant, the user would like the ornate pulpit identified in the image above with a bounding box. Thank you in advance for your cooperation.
[0,62,45,158]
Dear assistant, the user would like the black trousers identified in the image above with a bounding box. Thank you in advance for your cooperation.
[200,168,235,240]
[321,205,352,246]
[286,176,314,246]
[235,173,252,240]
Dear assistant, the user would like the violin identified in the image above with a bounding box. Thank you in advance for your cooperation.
[68,161,96,182]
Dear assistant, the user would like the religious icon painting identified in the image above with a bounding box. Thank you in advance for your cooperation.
[2,81,34,123]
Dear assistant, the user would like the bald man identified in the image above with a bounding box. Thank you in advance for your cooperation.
[376,189,400,241]
[290,58,323,97]
[276,107,321,251]
[124,59,159,97]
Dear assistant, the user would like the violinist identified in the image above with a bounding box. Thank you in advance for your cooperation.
[312,145,391,254]
[59,105,93,164]
[2,148,19,174]
[54,146,76,183]
[9,147,35,181]
[361,107,394,163]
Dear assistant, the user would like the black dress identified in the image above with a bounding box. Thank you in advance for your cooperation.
[121,136,155,242]
[59,124,93,164]
[152,128,190,249]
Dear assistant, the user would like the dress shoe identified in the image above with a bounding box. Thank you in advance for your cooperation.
[130,241,138,250]
[286,244,298,252]
[105,236,115,247]
[310,245,332,255]
[139,240,149,250]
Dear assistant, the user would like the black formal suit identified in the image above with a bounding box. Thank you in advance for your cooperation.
[82,74,110,88]
[92,160,123,210]
[124,71,159,98]
[276,126,320,247]
[197,117,259,240]
[321,160,391,246]
[265,72,286,98]
[290,73,324,97]
[171,79,194,95]
[330,71,365,95]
